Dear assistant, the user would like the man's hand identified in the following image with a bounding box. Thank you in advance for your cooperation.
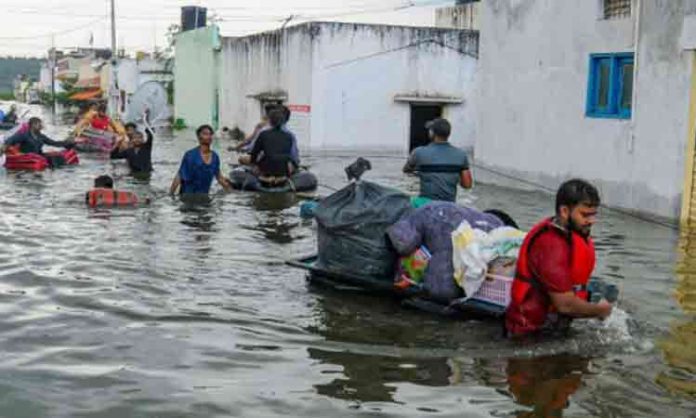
[596,299,613,319]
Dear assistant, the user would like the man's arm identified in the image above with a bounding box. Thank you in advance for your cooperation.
[250,132,264,163]
[170,175,181,195]
[40,133,67,148]
[217,172,232,191]
[144,127,154,150]
[459,169,473,189]
[288,131,300,165]
[550,292,613,319]
[403,151,417,174]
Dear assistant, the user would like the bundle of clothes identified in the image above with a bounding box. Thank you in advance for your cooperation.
[313,179,526,307]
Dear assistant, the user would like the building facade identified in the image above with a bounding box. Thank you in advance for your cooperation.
[435,0,480,30]
[476,0,696,222]
[174,26,220,129]
[217,22,478,154]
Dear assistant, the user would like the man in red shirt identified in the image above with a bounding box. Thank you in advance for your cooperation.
[506,179,613,336]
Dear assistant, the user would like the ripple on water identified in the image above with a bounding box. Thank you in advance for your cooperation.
[0,108,691,416]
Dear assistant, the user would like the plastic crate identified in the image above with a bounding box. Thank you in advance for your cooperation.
[470,274,513,307]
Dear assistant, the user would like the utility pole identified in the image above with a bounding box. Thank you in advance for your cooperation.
[109,0,118,118]
[50,35,56,114]
[110,0,116,54]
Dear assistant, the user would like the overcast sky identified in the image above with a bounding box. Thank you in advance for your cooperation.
[0,0,453,57]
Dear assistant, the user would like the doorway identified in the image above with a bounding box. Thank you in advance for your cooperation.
[410,104,442,151]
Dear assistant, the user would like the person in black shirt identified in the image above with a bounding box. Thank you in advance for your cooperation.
[110,127,154,174]
[1,117,74,155]
[250,108,294,183]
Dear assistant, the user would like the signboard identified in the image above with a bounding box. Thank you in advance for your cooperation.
[285,104,311,148]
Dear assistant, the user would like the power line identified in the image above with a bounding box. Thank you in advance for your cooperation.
[0,17,106,40]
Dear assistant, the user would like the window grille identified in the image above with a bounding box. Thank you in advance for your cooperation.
[604,0,631,19]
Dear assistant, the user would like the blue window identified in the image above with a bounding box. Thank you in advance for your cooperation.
[586,53,634,119]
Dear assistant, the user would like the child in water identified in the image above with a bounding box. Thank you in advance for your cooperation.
[86,175,146,208]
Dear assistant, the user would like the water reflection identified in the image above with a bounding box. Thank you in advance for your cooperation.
[246,193,300,244]
[504,355,586,418]
[657,230,696,397]
[310,348,451,403]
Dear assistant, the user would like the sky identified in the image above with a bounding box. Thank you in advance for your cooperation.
[0,0,454,57]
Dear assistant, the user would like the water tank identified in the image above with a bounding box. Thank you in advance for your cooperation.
[181,6,207,32]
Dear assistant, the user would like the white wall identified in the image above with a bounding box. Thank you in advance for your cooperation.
[310,22,478,154]
[218,27,314,146]
[219,22,477,155]
[477,0,694,220]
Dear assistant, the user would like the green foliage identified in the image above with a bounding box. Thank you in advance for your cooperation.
[0,91,15,100]
[0,57,42,92]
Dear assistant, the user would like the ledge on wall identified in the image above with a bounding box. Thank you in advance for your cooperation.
[246,91,288,101]
[394,94,463,104]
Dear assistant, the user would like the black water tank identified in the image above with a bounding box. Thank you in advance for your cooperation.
[181,6,207,32]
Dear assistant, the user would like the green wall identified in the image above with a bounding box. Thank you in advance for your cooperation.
[174,26,220,129]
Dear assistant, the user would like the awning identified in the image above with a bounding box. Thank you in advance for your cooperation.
[69,89,102,101]
[74,76,101,89]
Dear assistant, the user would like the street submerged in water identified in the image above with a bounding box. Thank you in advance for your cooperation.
[0,108,693,417]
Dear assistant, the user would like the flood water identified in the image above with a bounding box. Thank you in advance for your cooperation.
[0,106,694,417]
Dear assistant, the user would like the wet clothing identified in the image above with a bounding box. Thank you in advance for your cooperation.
[243,125,300,166]
[405,142,470,202]
[177,147,221,194]
[505,219,594,336]
[250,127,294,177]
[4,130,69,155]
[4,111,17,124]
[110,128,154,173]
[90,115,111,131]
[387,202,505,303]
[86,188,139,208]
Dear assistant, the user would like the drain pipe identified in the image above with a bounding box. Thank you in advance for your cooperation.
[629,0,643,154]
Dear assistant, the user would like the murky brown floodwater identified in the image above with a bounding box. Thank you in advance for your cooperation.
[0,105,693,417]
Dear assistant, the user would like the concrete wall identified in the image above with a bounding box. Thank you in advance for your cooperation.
[218,27,314,148]
[436,3,480,30]
[476,0,695,220]
[310,22,478,154]
[219,22,478,155]
[174,26,220,128]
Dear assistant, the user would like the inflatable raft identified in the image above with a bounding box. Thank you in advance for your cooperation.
[229,167,318,193]
[5,149,79,171]
[287,255,509,319]
[75,128,115,153]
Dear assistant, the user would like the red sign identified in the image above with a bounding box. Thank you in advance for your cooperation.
[287,104,311,113]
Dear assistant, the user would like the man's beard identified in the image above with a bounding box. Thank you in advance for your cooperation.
[569,217,591,238]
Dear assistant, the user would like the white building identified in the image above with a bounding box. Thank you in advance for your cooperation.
[476,0,696,223]
[435,0,480,30]
[177,22,479,154]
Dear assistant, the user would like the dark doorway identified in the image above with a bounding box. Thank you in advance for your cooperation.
[410,104,442,151]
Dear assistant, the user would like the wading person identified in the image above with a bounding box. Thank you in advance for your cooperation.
[86,175,141,208]
[170,125,232,195]
[110,128,154,175]
[249,108,295,186]
[505,179,613,337]
[1,117,74,155]
[403,118,473,202]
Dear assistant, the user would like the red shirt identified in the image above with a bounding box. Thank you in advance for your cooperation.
[506,227,574,335]
[90,115,111,131]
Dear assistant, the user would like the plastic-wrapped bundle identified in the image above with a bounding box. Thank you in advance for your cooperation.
[314,181,412,280]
